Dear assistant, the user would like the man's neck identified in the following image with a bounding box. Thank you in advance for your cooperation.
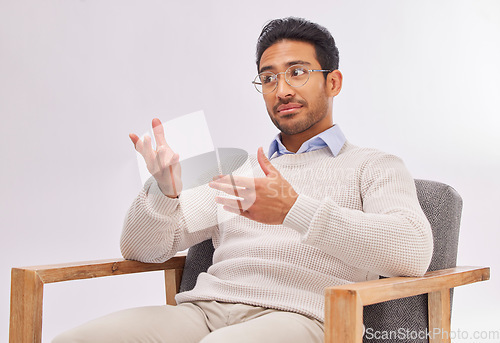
[281,124,334,153]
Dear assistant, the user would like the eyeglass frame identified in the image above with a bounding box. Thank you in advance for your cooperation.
[252,64,333,94]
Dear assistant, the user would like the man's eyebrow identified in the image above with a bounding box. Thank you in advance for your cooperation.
[286,60,311,67]
[259,60,312,73]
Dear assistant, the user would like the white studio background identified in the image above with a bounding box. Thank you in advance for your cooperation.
[1,0,499,341]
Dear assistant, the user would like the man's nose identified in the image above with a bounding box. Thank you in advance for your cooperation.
[275,74,295,99]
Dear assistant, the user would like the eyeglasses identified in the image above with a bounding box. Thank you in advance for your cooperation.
[252,64,332,94]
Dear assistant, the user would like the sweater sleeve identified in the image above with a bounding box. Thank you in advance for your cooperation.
[283,154,433,277]
[120,176,218,263]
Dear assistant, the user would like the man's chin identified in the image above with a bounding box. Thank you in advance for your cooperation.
[275,123,310,136]
[269,111,309,135]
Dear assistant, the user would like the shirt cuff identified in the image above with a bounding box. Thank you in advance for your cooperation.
[283,194,321,236]
[145,180,180,215]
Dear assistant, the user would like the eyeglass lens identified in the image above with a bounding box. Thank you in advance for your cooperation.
[253,65,311,94]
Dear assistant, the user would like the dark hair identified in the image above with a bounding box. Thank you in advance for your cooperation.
[256,17,339,77]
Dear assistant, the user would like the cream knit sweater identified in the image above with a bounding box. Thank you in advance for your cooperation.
[121,142,433,322]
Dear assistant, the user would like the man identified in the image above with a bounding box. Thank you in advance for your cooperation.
[53,17,433,343]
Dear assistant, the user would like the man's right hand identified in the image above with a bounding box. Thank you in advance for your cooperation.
[129,118,182,198]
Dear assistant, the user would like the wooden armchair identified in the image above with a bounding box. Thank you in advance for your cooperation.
[10,180,490,342]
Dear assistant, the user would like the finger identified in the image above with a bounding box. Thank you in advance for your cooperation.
[156,151,180,181]
[152,118,169,148]
[212,174,225,181]
[133,135,144,154]
[156,146,174,168]
[225,174,245,211]
[257,147,278,177]
[211,174,255,189]
[221,205,252,220]
[142,135,156,169]
[216,197,244,212]
[129,133,140,147]
[209,180,247,195]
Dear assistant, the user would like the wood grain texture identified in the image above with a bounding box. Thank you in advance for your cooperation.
[17,254,187,284]
[428,289,452,343]
[324,266,489,343]
[9,260,488,343]
[165,268,183,306]
[9,254,187,342]
[326,266,489,306]
[10,268,44,343]
[325,289,363,343]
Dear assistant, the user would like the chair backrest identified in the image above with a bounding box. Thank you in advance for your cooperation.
[179,179,463,343]
[362,179,462,342]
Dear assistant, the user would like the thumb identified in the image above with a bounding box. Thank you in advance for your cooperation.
[257,147,278,177]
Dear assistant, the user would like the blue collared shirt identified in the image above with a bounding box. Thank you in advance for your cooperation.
[268,125,346,159]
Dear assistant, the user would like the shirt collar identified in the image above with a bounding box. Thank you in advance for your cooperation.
[267,125,346,159]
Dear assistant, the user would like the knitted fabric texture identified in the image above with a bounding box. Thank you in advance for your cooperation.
[120,142,433,322]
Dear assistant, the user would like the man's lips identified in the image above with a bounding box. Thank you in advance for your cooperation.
[276,103,303,115]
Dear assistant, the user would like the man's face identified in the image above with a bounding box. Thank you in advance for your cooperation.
[258,40,339,137]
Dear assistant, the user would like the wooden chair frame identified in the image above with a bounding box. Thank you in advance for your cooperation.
[9,253,489,343]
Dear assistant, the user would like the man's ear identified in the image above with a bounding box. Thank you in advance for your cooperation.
[326,69,343,97]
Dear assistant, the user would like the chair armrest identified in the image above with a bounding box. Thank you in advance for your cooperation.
[324,266,490,343]
[12,253,187,284]
[326,266,490,306]
[9,253,187,343]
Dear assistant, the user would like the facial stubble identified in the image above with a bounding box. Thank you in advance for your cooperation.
[267,93,330,136]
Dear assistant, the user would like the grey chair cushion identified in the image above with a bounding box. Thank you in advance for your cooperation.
[179,179,462,343]
[179,239,214,293]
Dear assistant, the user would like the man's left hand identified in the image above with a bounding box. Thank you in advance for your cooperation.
[209,147,298,225]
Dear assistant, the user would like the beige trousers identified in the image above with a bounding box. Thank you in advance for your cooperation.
[52,301,324,343]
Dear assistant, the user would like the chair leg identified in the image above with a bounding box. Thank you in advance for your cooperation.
[164,269,183,306]
[10,268,44,343]
[428,289,451,343]
[325,289,363,343]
